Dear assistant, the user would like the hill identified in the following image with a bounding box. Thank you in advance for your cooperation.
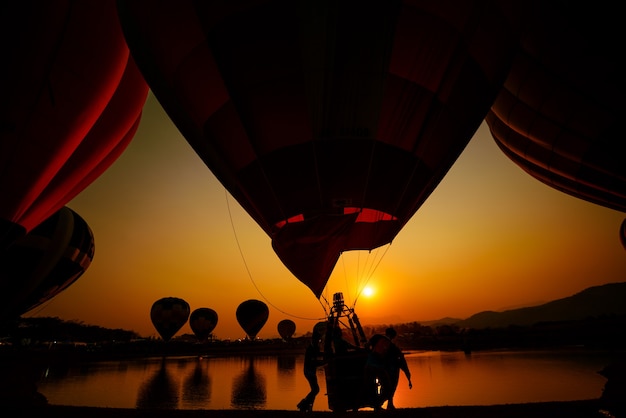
[454,282,626,329]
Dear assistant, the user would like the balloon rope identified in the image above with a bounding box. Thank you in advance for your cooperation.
[225,190,326,321]
[353,244,391,308]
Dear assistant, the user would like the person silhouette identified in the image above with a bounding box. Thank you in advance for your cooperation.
[384,327,412,409]
[297,330,325,411]
[332,326,359,355]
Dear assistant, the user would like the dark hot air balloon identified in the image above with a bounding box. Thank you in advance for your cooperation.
[150,297,190,342]
[277,319,296,340]
[0,1,149,250]
[486,2,626,213]
[236,299,269,340]
[189,307,219,342]
[0,206,94,320]
[117,0,524,298]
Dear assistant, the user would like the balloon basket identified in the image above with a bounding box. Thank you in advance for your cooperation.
[322,292,382,412]
[324,351,383,412]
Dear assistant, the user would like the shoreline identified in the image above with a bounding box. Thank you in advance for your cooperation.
[7,399,608,418]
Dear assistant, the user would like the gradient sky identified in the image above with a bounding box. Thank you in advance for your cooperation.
[27,93,625,340]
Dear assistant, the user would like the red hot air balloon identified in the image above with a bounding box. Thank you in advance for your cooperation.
[0,206,94,320]
[0,1,149,249]
[236,299,269,340]
[277,319,296,340]
[118,0,523,298]
[189,307,219,342]
[150,297,190,342]
[486,2,626,213]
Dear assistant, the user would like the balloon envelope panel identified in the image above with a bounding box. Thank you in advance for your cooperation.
[150,297,191,341]
[0,1,149,249]
[189,307,219,341]
[486,2,626,213]
[277,319,296,340]
[236,299,269,339]
[118,0,522,297]
[0,207,95,320]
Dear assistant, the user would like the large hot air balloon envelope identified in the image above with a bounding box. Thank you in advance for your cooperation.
[0,1,149,249]
[277,319,296,340]
[486,2,626,213]
[236,299,269,340]
[150,297,191,342]
[117,0,523,298]
[0,206,94,320]
[189,307,218,342]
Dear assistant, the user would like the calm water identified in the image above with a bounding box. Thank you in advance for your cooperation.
[37,349,614,411]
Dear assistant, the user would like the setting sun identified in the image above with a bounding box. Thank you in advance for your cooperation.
[362,286,375,298]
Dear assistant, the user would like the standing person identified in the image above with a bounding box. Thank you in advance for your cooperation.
[364,333,392,410]
[384,327,412,409]
[297,330,325,411]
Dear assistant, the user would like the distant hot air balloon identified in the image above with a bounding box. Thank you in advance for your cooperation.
[189,307,219,342]
[277,319,296,340]
[0,1,149,250]
[236,299,269,340]
[150,297,190,342]
[486,2,626,213]
[0,206,94,320]
[117,0,523,298]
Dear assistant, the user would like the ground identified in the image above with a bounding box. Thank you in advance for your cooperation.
[2,399,616,418]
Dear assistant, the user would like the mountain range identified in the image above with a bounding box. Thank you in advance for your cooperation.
[444,281,626,329]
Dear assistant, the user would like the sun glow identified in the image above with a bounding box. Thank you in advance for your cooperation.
[362,286,375,298]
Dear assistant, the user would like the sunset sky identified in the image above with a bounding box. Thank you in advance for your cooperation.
[27,93,625,340]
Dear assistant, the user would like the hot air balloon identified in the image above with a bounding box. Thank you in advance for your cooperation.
[117,0,523,298]
[0,206,94,321]
[0,1,149,250]
[189,307,219,342]
[150,297,190,342]
[236,299,269,340]
[277,319,296,340]
[486,2,626,213]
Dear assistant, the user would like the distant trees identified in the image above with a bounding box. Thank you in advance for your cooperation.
[1,317,140,346]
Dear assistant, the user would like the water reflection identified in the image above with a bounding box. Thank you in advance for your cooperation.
[35,350,615,410]
[182,358,211,405]
[136,358,179,409]
[231,357,266,409]
[277,355,297,391]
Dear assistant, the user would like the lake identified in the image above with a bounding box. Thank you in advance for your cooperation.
[36,349,614,411]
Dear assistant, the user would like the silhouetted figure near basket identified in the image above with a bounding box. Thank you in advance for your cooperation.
[384,327,412,409]
[332,326,360,355]
[364,333,392,410]
[297,330,325,412]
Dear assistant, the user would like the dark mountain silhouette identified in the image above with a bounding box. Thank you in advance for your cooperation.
[454,282,626,329]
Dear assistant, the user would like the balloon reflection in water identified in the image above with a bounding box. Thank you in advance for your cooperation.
[182,359,211,406]
[277,355,298,392]
[231,357,267,409]
[135,360,179,409]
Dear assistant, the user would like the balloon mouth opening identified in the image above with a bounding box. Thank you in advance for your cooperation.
[274,207,397,229]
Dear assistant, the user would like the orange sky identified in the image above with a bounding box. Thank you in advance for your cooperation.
[27,93,625,340]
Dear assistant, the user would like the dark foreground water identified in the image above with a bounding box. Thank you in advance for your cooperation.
[36,349,615,411]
